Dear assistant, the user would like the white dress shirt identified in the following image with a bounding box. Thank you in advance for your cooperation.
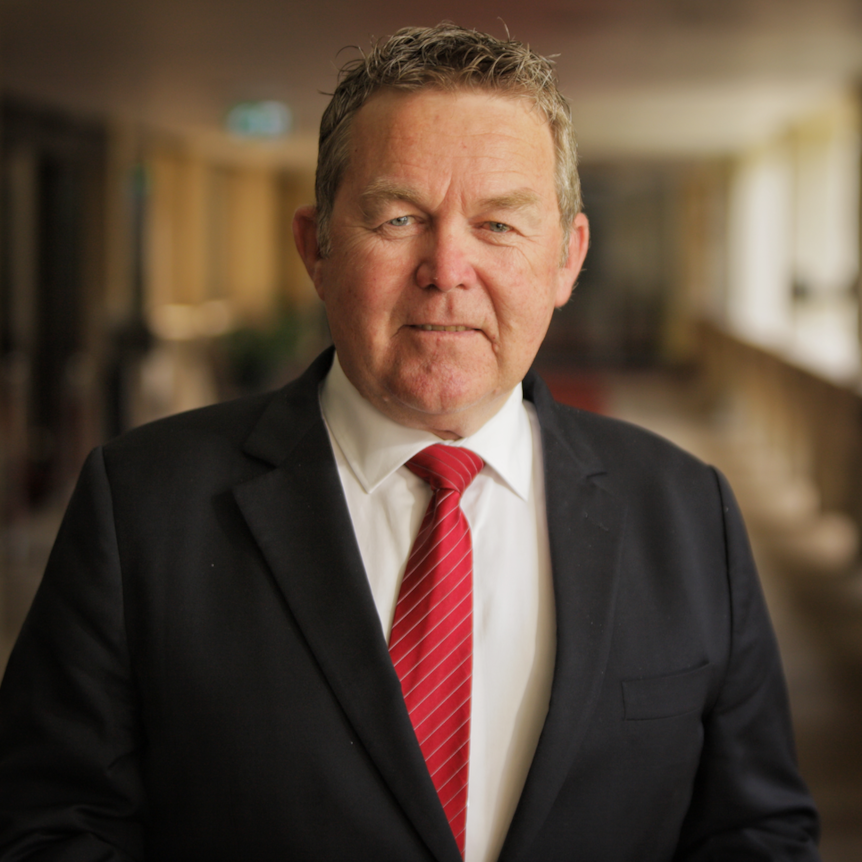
[319,354,556,862]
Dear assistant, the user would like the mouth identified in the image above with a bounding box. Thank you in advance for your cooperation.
[411,324,476,332]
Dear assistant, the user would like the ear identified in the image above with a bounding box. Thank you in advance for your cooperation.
[292,205,326,299]
[554,212,590,308]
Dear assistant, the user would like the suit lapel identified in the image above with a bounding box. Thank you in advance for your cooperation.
[233,352,461,862]
[498,374,626,862]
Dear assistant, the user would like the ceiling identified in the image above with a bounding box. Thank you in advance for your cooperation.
[3,0,862,165]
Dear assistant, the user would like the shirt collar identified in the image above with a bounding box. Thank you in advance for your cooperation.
[319,352,533,500]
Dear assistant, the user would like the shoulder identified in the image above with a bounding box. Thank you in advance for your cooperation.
[525,371,732,553]
[98,350,333,499]
[104,388,275,465]
[93,391,280,512]
[526,370,714,488]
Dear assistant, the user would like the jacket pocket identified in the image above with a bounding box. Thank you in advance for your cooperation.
[622,663,711,720]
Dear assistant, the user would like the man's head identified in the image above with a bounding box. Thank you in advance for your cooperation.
[314,23,583,259]
[294,24,589,439]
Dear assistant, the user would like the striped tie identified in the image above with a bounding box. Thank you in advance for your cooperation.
[388,444,484,858]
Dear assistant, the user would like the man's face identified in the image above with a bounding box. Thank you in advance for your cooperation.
[294,88,589,438]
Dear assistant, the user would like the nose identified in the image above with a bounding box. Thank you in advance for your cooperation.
[415,225,474,292]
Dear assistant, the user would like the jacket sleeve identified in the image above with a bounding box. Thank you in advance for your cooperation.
[673,468,820,861]
[0,447,145,861]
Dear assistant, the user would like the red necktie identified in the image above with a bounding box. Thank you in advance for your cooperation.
[388,444,484,857]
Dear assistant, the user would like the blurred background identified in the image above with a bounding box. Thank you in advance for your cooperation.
[2,1,862,857]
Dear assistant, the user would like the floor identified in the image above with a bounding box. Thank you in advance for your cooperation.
[2,368,861,859]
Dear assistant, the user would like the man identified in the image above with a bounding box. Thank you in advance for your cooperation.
[0,24,819,862]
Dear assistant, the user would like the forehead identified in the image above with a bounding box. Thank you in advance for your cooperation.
[341,88,557,199]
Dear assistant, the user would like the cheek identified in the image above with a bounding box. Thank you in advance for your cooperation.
[490,247,562,314]
[337,243,413,306]
[496,277,558,336]
[327,277,404,351]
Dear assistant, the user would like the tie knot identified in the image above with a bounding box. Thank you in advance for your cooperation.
[406,444,484,495]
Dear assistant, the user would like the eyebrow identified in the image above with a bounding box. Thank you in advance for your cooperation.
[359,180,423,221]
[358,180,544,221]
[478,189,542,212]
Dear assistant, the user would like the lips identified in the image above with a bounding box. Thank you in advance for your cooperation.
[413,324,473,332]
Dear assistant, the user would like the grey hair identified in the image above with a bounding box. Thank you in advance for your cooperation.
[314,23,582,257]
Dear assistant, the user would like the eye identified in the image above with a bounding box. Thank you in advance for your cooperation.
[387,215,412,227]
[487,221,511,233]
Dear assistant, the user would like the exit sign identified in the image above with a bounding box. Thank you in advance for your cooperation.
[227,101,293,138]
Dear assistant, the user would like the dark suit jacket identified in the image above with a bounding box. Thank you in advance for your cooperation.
[0,349,819,861]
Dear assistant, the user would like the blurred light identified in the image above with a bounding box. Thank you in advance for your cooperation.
[151,301,233,341]
[226,101,293,138]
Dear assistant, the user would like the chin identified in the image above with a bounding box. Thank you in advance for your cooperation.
[397,380,506,426]
[389,370,485,412]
